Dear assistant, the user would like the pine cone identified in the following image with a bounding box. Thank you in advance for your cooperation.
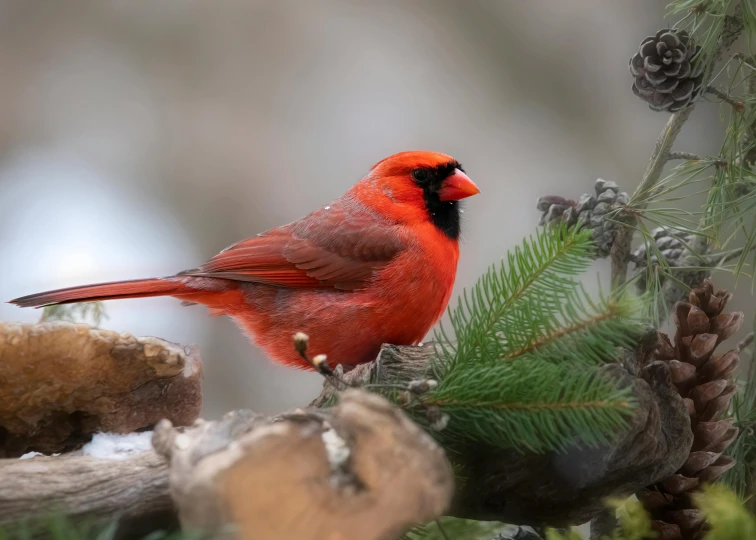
[633,227,696,269]
[536,179,629,258]
[630,29,704,112]
[632,226,706,279]
[637,280,743,540]
[631,227,711,311]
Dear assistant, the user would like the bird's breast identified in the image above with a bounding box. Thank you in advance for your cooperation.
[367,224,459,342]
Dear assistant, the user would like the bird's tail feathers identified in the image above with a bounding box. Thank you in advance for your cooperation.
[9,277,193,308]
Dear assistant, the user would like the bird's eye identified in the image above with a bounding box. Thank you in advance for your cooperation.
[412,169,429,182]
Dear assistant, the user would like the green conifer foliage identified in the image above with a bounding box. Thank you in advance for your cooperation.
[400,225,648,454]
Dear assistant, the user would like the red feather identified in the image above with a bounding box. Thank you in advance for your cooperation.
[182,198,404,290]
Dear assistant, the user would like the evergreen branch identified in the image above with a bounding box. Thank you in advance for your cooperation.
[429,397,630,413]
[499,288,645,366]
[438,224,646,369]
[708,242,756,267]
[735,53,756,72]
[685,2,747,257]
[722,395,756,498]
[420,361,635,454]
[499,298,626,361]
[697,55,756,285]
[615,108,695,286]
[742,0,756,50]
[417,226,647,455]
[616,2,746,287]
[436,225,595,367]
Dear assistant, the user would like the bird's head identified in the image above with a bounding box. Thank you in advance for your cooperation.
[361,150,480,240]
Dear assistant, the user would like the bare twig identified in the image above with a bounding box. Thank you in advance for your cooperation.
[292,332,353,391]
[666,151,727,168]
[292,333,441,401]
[667,151,708,162]
[706,85,746,112]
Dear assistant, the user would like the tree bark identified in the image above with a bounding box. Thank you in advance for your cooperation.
[0,322,203,458]
[154,389,454,540]
[0,450,175,539]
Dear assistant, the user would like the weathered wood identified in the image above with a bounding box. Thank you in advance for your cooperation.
[0,450,175,538]
[154,389,454,540]
[0,388,454,539]
[0,322,203,457]
[309,342,434,408]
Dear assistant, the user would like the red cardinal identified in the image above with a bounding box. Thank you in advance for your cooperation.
[10,151,479,370]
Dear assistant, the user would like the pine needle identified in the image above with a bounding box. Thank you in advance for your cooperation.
[436,225,644,370]
[722,317,756,498]
[421,360,635,454]
[417,225,648,454]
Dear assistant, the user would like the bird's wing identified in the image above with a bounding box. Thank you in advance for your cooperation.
[179,201,405,291]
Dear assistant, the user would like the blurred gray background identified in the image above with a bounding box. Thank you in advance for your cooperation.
[0,0,752,418]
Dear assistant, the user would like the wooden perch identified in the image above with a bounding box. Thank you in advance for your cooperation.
[0,389,452,539]
[153,389,454,540]
[314,342,694,527]
[0,322,203,457]
[0,339,691,535]
[0,449,173,539]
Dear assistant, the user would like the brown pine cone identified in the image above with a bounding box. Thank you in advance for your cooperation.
[637,280,744,539]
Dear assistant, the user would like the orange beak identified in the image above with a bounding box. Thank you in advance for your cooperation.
[438,169,481,202]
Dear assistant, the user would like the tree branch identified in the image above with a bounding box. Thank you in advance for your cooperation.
[316,344,692,527]
[0,343,693,533]
[1,389,454,540]
[611,108,694,286]
[667,151,708,162]
[666,151,727,167]
[705,85,746,112]
[612,2,745,287]
[0,450,174,539]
